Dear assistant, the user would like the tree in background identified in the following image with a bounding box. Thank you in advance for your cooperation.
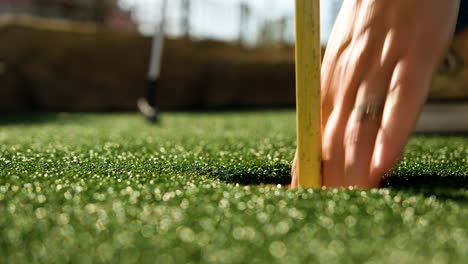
[257,18,289,46]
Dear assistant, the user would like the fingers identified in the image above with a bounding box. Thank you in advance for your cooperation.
[322,108,346,187]
[322,24,391,188]
[370,57,433,186]
[343,83,385,188]
[321,1,359,128]
[367,0,460,186]
[342,29,402,188]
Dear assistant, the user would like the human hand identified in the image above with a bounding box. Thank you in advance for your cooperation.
[292,0,460,188]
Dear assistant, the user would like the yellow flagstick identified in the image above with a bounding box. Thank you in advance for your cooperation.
[295,0,322,188]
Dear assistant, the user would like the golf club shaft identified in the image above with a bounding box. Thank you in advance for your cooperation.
[146,0,168,106]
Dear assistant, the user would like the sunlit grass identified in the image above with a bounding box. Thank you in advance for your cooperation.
[0,112,467,263]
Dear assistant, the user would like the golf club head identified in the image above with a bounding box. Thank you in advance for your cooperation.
[137,97,160,124]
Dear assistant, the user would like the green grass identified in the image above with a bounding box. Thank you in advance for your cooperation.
[0,111,467,264]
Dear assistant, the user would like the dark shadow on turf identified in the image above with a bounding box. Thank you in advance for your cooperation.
[381,174,468,203]
[214,168,468,203]
[200,165,292,186]
[214,172,292,186]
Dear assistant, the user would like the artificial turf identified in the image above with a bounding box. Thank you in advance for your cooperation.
[0,111,467,263]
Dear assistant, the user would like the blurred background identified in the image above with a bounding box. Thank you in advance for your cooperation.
[0,0,467,120]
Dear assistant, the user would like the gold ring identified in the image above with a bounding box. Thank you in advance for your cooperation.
[356,101,384,120]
